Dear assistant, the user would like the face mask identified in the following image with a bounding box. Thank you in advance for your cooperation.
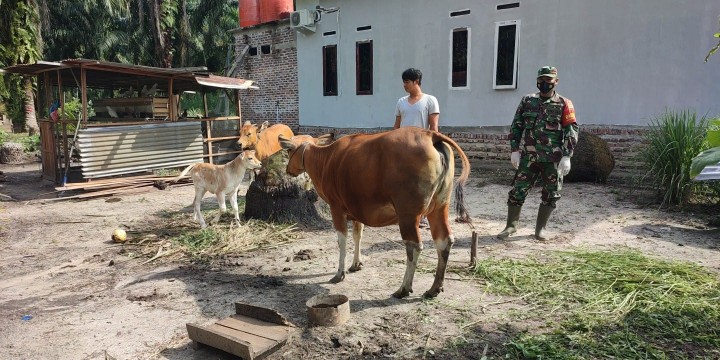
[537,81,555,94]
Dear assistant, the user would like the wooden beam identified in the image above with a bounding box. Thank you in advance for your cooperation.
[168,77,175,121]
[207,119,214,164]
[236,89,242,124]
[80,66,88,126]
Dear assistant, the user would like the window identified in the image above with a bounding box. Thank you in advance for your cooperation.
[450,9,470,17]
[356,25,371,32]
[261,45,271,54]
[450,28,470,88]
[356,40,373,95]
[249,47,258,56]
[497,2,520,10]
[494,20,520,89]
[323,45,338,96]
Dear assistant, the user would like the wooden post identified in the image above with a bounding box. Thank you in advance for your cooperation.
[168,77,175,121]
[203,92,209,118]
[80,66,88,127]
[235,89,242,124]
[207,119,214,164]
[58,70,69,179]
[470,231,478,267]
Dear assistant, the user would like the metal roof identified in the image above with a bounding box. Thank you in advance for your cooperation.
[2,59,257,91]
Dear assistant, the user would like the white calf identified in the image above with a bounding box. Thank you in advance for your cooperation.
[174,150,261,228]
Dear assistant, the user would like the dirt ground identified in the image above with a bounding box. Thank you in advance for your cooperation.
[0,159,718,360]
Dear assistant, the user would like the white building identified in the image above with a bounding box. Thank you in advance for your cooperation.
[293,0,720,129]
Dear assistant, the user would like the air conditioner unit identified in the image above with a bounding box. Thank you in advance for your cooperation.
[290,9,316,33]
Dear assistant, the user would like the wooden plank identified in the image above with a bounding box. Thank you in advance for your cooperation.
[207,119,213,164]
[217,315,291,342]
[203,135,241,142]
[186,323,254,360]
[204,149,243,158]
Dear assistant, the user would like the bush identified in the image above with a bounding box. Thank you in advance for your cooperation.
[20,134,40,153]
[638,109,710,206]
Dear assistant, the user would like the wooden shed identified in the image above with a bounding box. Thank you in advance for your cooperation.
[3,59,257,185]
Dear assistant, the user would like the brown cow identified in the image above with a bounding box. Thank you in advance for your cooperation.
[237,121,294,161]
[279,127,471,299]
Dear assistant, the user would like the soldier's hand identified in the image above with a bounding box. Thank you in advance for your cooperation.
[511,151,521,169]
[558,156,571,176]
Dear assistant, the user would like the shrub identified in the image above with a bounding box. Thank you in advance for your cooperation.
[639,109,709,206]
[20,134,40,152]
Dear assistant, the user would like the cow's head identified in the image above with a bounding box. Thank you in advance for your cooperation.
[279,134,305,176]
[290,133,335,146]
[237,121,270,149]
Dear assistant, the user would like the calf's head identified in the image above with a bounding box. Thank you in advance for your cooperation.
[240,150,262,170]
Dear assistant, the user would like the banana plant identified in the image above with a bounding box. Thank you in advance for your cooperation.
[690,118,720,178]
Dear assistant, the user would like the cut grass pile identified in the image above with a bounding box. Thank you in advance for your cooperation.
[124,206,299,263]
[467,249,720,359]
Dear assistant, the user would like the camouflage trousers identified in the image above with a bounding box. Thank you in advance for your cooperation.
[507,157,562,208]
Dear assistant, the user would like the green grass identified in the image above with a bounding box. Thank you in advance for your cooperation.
[638,109,710,206]
[466,249,720,359]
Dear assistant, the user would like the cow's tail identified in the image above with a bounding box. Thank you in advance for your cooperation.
[433,132,472,223]
[172,163,197,183]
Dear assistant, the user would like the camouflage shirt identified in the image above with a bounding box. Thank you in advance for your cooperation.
[510,92,579,163]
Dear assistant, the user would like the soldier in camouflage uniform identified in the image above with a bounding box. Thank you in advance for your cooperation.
[497,66,579,241]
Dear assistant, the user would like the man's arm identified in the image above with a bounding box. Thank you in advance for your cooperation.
[428,113,439,132]
[561,99,578,157]
[509,99,526,152]
[394,115,402,129]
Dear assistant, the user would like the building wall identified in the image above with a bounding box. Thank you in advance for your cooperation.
[298,124,648,181]
[232,21,299,131]
[295,0,720,129]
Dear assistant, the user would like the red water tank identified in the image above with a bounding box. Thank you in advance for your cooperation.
[259,0,293,24]
[239,0,260,28]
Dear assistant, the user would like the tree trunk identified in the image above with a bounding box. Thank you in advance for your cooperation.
[244,150,330,227]
[23,77,38,136]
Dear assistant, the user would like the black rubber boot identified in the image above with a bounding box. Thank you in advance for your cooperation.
[534,204,555,241]
[497,205,522,239]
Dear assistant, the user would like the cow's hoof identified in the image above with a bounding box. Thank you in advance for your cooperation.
[392,288,412,299]
[422,287,443,299]
[348,262,363,272]
[329,272,345,283]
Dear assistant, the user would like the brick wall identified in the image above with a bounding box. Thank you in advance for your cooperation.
[298,124,649,179]
[233,21,299,130]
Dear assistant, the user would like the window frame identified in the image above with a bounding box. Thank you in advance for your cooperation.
[448,27,471,90]
[493,20,520,90]
[355,40,373,95]
[322,44,338,96]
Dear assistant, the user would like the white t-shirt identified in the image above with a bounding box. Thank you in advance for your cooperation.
[395,94,440,129]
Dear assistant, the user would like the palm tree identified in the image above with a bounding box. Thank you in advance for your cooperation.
[0,0,43,135]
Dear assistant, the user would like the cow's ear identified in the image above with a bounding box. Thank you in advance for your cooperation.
[317,133,334,146]
[243,120,252,126]
[260,121,270,131]
[278,135,297,151]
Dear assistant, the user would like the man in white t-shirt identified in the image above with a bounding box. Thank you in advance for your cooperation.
[394,68,440,131]
[393,68,440,228]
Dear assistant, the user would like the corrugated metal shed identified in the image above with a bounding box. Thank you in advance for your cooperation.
[695,161,720,181]
[76,122,204,179]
